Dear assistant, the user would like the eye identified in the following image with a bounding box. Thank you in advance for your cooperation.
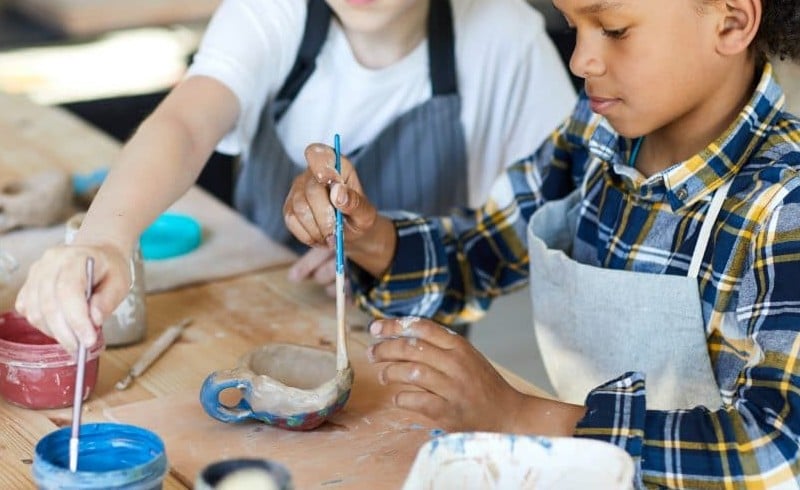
[601,27,628,39]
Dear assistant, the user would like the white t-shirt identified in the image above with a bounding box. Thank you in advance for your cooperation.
[187,0,575,206]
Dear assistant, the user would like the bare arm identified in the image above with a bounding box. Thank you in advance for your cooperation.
[77,75,240,254]
[16,75,240,350]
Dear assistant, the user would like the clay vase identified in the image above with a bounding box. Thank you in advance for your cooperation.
[200,343,354,431]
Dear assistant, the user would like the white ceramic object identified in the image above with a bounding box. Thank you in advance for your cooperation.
[402,432,634,490]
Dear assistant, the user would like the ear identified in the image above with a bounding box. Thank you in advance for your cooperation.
[715,0,761,56]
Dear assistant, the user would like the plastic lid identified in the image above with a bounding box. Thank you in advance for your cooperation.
[139,213,202,261]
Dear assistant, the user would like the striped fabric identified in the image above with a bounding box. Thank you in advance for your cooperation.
[351,62,800,488]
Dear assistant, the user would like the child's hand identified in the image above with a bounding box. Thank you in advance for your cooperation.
[366,317,537,432]
[285,143,397,278]
[288,247,342,298]
[284,143,376,249]
[15,242,132,352]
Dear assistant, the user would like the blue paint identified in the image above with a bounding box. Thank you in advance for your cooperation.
[33,423,167,489]
[333,134,344,274]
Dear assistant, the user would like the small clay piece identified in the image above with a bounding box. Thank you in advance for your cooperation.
[0,170,72,233]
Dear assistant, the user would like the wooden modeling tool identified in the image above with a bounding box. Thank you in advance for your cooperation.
[115,318,192,390]
[334,134,349,371]
[69,256,93,472]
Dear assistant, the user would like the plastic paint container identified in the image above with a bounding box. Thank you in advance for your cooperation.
[33,422,168,490]
[0,312,103,409]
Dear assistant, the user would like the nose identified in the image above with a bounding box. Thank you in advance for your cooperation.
[568,33,605,79]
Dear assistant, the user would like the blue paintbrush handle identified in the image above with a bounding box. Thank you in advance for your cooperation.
[334,134,344,274]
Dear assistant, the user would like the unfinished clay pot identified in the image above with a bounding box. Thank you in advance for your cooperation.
[200,343,353,431]
[0,170,72,233]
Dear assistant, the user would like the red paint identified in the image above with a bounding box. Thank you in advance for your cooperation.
[0,312,103,409]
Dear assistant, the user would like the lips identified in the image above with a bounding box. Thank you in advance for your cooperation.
[588,95,621,115]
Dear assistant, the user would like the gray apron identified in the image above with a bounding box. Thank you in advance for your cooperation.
[235,0,468,252]
[528,161,730,410]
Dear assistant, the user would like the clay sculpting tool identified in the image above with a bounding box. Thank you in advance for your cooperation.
[333,134,349,371]
[115,318,193,390]
[70,256,94,472]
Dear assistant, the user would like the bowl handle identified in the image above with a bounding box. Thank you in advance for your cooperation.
[199,369,254,423]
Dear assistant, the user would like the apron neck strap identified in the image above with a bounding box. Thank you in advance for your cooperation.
[687,178,734,278]
[273,0,332,121]
[428,0,457,96]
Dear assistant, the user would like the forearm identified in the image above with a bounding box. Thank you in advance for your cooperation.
[74,76,238,256]
[76,118,204,253]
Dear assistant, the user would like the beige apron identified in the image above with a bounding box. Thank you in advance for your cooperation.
[528,169,731,410]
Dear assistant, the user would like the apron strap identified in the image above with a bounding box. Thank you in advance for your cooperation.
[273,0,332,121]
[687,178,734,278]
[428,0,457,96]
[274,0,458,122]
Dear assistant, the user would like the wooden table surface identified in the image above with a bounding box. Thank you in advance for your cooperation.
[0,92,547,488]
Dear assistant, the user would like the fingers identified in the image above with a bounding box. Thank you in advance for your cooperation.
[301,143,378,239]
[288,247,335,282]
[285,174,335,247]
[329,183,377,237]
[304,143,357,187]
[369,317,463,350]
[392,390,451,425]
[17,249,96,351]
[15,244,131,352]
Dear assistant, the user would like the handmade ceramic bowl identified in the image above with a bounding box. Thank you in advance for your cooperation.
[200,343,353,431]
[402,432,635,490]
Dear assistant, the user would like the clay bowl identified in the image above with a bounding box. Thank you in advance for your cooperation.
[200,343,353,430]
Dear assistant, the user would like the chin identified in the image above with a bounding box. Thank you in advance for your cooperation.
[602,117,647,140]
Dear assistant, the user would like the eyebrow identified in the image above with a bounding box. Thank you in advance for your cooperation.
[577,1,624,14]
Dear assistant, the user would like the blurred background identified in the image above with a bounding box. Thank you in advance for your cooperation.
[0,0,796,390]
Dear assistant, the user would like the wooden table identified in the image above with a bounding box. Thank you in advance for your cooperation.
[0,93,547,488]
[1,267,546,489]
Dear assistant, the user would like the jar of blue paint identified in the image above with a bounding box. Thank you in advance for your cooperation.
[32,423,167,489]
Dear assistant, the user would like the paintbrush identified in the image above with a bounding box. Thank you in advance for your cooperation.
[115,318,192,390]
[334,134,349,371]
[69,256,93,473]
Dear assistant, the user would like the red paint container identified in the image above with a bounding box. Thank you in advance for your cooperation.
[0,312,103,409]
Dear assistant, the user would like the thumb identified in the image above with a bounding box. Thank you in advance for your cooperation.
[330,182,377,238]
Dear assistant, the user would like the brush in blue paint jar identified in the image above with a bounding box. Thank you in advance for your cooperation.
[32,422,167,490]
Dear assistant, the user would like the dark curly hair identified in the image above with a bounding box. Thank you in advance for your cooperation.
[756,0,800,61]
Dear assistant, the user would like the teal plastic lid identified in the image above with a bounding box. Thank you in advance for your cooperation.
[139,213,202,261]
